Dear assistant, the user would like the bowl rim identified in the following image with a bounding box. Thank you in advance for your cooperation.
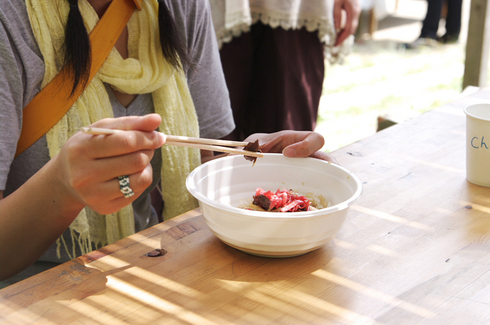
[186,153,363,219]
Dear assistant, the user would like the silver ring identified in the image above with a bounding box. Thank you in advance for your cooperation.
[118,175,134,198]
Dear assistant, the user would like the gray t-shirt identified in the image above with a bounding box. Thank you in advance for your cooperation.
[0,0,234,262]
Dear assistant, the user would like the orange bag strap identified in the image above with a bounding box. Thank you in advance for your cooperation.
[15,0,141,158]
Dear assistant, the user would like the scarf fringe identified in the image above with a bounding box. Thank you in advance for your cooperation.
[56,228,93,260]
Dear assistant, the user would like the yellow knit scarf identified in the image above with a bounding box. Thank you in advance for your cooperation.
[26,0,200,258]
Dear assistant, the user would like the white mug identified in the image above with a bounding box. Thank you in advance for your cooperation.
[465,103,490,187]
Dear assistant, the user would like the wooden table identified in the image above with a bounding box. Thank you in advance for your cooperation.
[2,89,490,324]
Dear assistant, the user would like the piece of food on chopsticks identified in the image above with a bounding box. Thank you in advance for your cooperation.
[243,140,262,165]
[241,188,329,212]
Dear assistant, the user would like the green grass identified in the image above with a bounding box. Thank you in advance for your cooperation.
[316,41,467,153]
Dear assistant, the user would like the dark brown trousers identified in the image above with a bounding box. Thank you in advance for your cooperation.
[219,22,325,141]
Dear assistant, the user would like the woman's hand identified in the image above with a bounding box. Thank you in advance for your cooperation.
[334,0,361,47]
[244,130,338,163]
[54,113,165,215]
[0,114,166,280]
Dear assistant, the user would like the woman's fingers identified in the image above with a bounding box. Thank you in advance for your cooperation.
[244,130,338,163]
[77,129,164,159]
[79,163,154,215]
[56,114,164,214]
[74,114,165,159]
[67,149,155,188]
[93,113,162,132]
[257,131,324,156]
[333,0,361,47]
[281,132,325,157]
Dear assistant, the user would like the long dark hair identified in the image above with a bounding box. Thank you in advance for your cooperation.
[64,0,191,96]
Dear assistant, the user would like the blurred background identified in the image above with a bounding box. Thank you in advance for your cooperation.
[317,0,475,152]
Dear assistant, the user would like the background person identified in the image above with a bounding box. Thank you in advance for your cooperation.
[209,0,361,140]
[405,0,463,49]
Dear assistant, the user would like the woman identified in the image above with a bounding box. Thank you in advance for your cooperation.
[0,0,334,281]
[209,0,361,140]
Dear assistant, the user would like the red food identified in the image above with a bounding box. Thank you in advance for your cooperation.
[252,188,311,212]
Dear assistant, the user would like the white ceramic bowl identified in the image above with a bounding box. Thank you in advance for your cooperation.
[186,153,362,257]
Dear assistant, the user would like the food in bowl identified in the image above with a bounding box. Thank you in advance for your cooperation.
[186,153,362,257]
[241,188,329,212]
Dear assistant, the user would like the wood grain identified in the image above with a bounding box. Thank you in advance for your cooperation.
[3,90,490,324]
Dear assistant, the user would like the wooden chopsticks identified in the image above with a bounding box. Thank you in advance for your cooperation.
[81,127,264,158]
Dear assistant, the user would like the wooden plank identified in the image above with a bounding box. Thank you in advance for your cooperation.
[5,89,490,324]
[463,0,490,88]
